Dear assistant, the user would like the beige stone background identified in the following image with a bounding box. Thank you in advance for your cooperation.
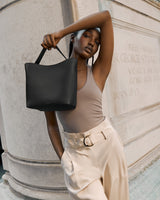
[0,0,160,199]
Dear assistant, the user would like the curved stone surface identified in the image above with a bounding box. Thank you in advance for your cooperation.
[0,0,70,198]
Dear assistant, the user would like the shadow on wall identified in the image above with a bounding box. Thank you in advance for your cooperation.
[0,138,5,180]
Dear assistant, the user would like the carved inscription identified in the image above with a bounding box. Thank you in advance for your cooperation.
[112,42,160,101]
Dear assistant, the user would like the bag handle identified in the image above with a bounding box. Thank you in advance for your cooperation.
[35,46,67,64]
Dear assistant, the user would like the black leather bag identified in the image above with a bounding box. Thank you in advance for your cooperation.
[24,46,77,111]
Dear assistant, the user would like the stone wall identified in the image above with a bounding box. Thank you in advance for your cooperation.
[0,0,72,199]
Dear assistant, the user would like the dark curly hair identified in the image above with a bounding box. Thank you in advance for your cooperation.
[68,32,78,58]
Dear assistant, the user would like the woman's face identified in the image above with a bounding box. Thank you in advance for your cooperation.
[73,29,100,59]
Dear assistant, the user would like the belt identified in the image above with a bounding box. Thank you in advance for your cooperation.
[63,125,113,148]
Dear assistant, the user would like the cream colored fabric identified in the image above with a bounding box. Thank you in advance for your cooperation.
[56,66,105,133]
[61,117,130,200]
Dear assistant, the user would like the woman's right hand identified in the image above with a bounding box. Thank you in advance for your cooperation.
[41,31,62,50]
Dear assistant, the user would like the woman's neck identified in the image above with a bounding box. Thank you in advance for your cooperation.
[70,54,88,71]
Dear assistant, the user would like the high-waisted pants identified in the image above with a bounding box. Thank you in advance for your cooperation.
[60,117,130,200]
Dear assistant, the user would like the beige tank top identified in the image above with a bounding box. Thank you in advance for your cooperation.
[56,65,105,133]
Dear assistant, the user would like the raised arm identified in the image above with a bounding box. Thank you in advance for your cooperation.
[60,10,114,70]
[41,10,114,86]
[59,10,111,38]
[42,10,113,64]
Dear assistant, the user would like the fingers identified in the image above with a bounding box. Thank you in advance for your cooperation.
[44,35,50,48]
[49,34,56,48]
[41,43,49,50]
[41,34,54,50]
[41,44,51,50]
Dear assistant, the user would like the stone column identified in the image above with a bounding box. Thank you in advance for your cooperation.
[0,0,73,199]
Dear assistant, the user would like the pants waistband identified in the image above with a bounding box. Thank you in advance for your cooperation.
[62,117,113,148]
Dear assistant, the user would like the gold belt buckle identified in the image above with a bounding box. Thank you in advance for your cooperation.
[83,135,94,147]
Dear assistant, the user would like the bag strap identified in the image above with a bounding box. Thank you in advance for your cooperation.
[35,46,67,64]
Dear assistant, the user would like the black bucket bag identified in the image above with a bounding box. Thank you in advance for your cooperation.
[24,46,77,111]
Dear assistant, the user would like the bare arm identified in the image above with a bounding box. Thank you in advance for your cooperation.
[41,10,114,89]
[58,10,114,73]
[41,10,113,60]
[44,111,64,160]
[59,10,111,38]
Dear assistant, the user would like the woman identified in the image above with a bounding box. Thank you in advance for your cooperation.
[41,11,130,200]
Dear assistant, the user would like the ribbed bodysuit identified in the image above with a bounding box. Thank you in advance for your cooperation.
[56,65,105,133]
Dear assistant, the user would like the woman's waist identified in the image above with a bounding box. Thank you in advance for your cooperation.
[62,116,113,149]
[61,115,107,133]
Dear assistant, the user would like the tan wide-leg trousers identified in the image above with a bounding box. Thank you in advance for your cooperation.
[61,117,130,200]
